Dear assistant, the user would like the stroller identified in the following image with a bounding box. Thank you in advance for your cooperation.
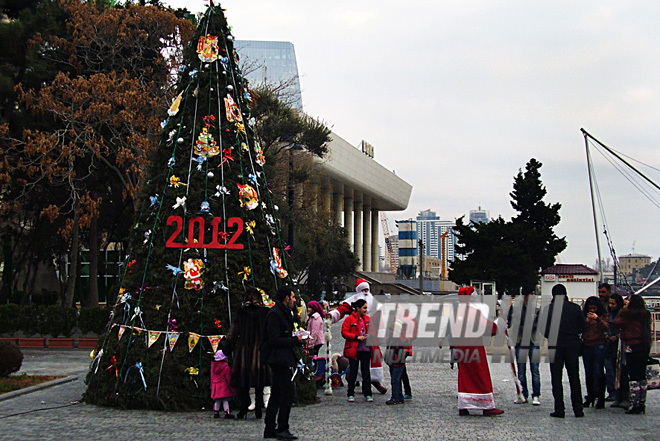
[328,353,350,389]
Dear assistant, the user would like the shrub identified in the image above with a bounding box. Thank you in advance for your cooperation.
[0,304,21,335]
[20,305,45,336]
[0,341,23,377]
[43,305,77,337]
[79,307,111,335]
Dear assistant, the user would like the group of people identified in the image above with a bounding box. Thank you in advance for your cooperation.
[509,282,653,418]
[209,279,654,440]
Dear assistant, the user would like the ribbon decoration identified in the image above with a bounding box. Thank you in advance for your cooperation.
[91,348,104,374]
[238,266,251,283]
[172,196,186,210]
[291,358,307,381]
[185,367,199,376]
[166,264,183,276]
[136,362,147,390]
[246,220,256,239]
[106,355,118,378]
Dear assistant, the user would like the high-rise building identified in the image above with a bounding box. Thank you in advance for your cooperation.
[469,206,489,224]
[396,219,417,279]
[416,209,440,259]
[234,40,303,110]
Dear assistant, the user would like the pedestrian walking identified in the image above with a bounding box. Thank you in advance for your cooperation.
[543,284,586,418]
[262,285,304,440]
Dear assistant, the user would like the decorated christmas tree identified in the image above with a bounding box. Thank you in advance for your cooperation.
[84,3,291,410]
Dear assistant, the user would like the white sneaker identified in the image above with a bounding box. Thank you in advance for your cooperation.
[514,396,528,404]
[532,396,541,406]
[347,396,355,402]
[365,396,374,402]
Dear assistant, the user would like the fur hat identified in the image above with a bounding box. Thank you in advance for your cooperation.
[214,350,227,361]
[308,300,324,317]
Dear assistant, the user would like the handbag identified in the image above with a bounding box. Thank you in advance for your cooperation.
[646,357,660,390]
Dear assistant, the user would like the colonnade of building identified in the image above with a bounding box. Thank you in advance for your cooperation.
[304,182,380,272]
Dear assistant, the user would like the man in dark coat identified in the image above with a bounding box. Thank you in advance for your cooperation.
[262,285,303,440]
[543,283,586,418]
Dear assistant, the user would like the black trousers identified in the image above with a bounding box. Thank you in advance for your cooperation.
[347,351,372,396]
[549,346,583,414]
[402,365,411,396]
[265,364,294,433]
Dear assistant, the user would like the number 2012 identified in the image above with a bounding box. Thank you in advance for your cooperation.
[165,216,244,249]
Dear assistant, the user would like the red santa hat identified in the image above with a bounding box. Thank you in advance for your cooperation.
[458,286,475,296]
[355,278,370,293]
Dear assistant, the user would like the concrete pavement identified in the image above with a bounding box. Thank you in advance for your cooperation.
[1,343,660,440]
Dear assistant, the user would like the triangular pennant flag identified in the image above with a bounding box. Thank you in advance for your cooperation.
[167,332,180,352]
[118,325,127,340]
[148,331,162,348]
[188,333,201,353]
[207,335,222,353]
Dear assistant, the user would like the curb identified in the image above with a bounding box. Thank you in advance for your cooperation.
[0,375,79,402]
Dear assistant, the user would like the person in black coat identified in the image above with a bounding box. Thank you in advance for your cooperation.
[225,288,271,419]
[543,284,586,418]
[262,285,303,440]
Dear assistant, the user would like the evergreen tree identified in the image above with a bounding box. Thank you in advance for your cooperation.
[450,158,565,294]
[509,158,566,273]
[84,4,293,409]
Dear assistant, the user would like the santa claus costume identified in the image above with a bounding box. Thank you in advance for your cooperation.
[329,279,386,393]
[452,286,504,416]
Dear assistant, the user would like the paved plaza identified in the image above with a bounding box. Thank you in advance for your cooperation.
[2,333,660,440]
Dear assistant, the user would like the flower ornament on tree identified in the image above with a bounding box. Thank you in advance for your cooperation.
[237,183,258,210]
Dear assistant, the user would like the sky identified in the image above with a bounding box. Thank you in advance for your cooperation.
[164,0,660,267]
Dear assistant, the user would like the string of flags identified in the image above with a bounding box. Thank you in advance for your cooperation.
[112,323,226,353]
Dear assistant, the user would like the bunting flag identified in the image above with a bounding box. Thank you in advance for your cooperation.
[207,335,223,353]
[167,332,180,351]
[188,333,201,353]
[118,325,127,340]
[148,331,162,348]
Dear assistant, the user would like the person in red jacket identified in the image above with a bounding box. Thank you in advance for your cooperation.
[211,350,236,419]
[329,279,387,394]
[342,299,373,402]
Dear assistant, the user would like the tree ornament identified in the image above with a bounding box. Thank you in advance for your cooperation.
[196,34,219,62]
[183,258,204,290]
[237,183,258,210]
[270,247,288,279]
[194,127,220,158]
[224,94,242,122]
[167,92,183,116]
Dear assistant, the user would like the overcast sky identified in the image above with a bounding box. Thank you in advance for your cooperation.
[165,0,660,267]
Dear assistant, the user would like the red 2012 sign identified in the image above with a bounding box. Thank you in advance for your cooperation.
[166,216,244,249]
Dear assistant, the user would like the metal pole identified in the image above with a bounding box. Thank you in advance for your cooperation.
[418,239,424,294]
[583,130,603,282]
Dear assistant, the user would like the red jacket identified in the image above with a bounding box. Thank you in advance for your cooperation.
[342,312,370,360]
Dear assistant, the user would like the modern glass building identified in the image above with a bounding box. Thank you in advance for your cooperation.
[469,206,489,224]
[234,40,303,110]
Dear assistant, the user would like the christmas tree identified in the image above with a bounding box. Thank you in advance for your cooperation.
[84,3,291,410]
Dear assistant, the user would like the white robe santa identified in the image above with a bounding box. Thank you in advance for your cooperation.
[451,286,503,415]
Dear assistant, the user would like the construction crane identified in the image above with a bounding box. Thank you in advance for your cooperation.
[440,231,449,279]
[380,213,397,273]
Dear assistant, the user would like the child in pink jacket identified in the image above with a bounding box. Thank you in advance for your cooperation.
[211,350,236,419]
